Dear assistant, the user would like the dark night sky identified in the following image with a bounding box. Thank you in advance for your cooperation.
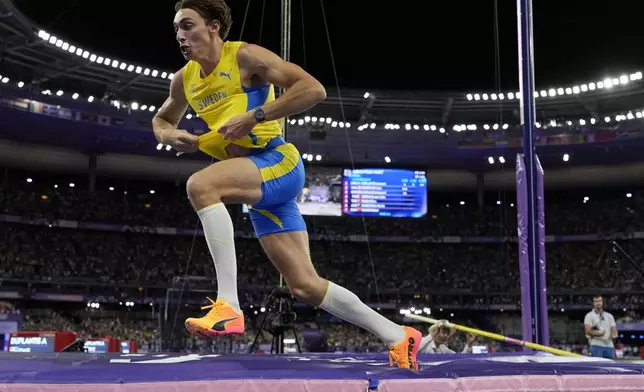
[13,0,644,91]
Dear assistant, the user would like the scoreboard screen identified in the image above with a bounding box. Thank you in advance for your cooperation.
[342,168,427,218]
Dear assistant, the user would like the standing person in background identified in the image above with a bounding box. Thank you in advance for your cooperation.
[584,295,618,359]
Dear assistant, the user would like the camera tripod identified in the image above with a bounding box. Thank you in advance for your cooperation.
[248,285,301,354]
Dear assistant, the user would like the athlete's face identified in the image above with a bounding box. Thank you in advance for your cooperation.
[174,8,220,60]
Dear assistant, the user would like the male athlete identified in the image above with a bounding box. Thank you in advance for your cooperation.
[152,0,422,370]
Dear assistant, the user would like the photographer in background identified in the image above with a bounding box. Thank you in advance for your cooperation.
[584,295,618,359]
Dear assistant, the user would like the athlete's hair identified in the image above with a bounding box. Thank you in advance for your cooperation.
[174,0,232,40]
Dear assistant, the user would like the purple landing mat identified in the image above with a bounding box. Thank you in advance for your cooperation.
[1,353,644,392]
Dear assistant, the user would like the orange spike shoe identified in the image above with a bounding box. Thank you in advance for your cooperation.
[184,297,245,337]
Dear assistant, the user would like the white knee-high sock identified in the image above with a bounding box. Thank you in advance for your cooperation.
[198,203,241,313]
[319,281,406,346]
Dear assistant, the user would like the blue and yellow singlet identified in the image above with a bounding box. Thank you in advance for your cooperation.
[182,41,282,161]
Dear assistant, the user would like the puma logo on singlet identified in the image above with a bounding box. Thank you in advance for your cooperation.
[220,69,232,80]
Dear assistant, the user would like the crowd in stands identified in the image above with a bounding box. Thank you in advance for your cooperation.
[1,168,644,354]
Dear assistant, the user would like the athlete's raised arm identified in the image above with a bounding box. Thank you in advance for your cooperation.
[218,44,326,140]
[239,43,326,121]
[152,67,199,153]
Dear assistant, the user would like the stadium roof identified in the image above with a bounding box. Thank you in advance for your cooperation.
[3,0,644,126]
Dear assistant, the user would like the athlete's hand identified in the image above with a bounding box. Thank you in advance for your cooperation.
[218,112,255,141]
[166,129,199,153]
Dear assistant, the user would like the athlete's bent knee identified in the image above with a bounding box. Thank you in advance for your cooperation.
[186,172,221,208]
[288,276,326,305]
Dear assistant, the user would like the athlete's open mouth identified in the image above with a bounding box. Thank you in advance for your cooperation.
[180,45,191,55]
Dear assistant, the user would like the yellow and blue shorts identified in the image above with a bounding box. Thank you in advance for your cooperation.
[246,137,306,238]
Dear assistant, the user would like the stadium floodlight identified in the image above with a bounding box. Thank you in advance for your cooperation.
[572,86,580,94]
[315,155,322,161]
[474,94,481,100]
[604,116,610,123]
[603,78,613,88]
[68,45,76,53]
[72,93,79,99]
[566,121,572,126]
[89,54,97,62]
[439,127,445,133]
[131,102,139,110]
[331,121,337,127]
[430,125,437,131]
[539,90,547,98]
[304,116,311,122]
[502,124,509,130]
[498,93,505,100]
[579,119,586,125]
[69,183,75,188]
[302,153,308,160]
[405,124,411,130]
[563,153,570,162]
[82,51,89,59]
[535,122,541,128]
[620,75,629,84]
[460,201,465,206]
[482,93,489,100]
[339,122,345,128]
[161,72,168,79]
[488,157,495,164]
[483,124,490,130]
[557,88,564,95]
[298,119,304,125]
[581,84,588,92]
[48,35,57,44]
[127,65,135,72]
[413,124,419,130]
[306,155,313,162]
[148,106,155,112]
[141,105,148,111]
[149,190,155,194]
[364,92,370,99]
[165,145,172,151]
[550,120,557,127]
[88,96,94,103]
[111,60,119,68]
[55,38,63,47]
[38,30,50,40]
[499,156,506,164]
[345,123,351,128]
[508,92,515,100]
[493,124,499,130]
[56,90,63,96]
[144,68,151,75]
[491,93,498,100]
[637,112,643,119]
[152,70,159,77]
[590,118,596,124]
[597,81,605,89]
[588,82,596,90]
[156,143,163,151]
[109,187,114,191]
[311,116,318,122]
[565,87,572,95]
[119,63,126,70]
[466,94,473,100]
[627,193,633,198]
[61,42,69,51]
[17,81,24,88]
[627,112,634,120]
[384,156,391,163]
[135,66,142,74]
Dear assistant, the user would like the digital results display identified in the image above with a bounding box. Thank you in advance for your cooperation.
[8,336,56,353]
[342,168,427,218]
